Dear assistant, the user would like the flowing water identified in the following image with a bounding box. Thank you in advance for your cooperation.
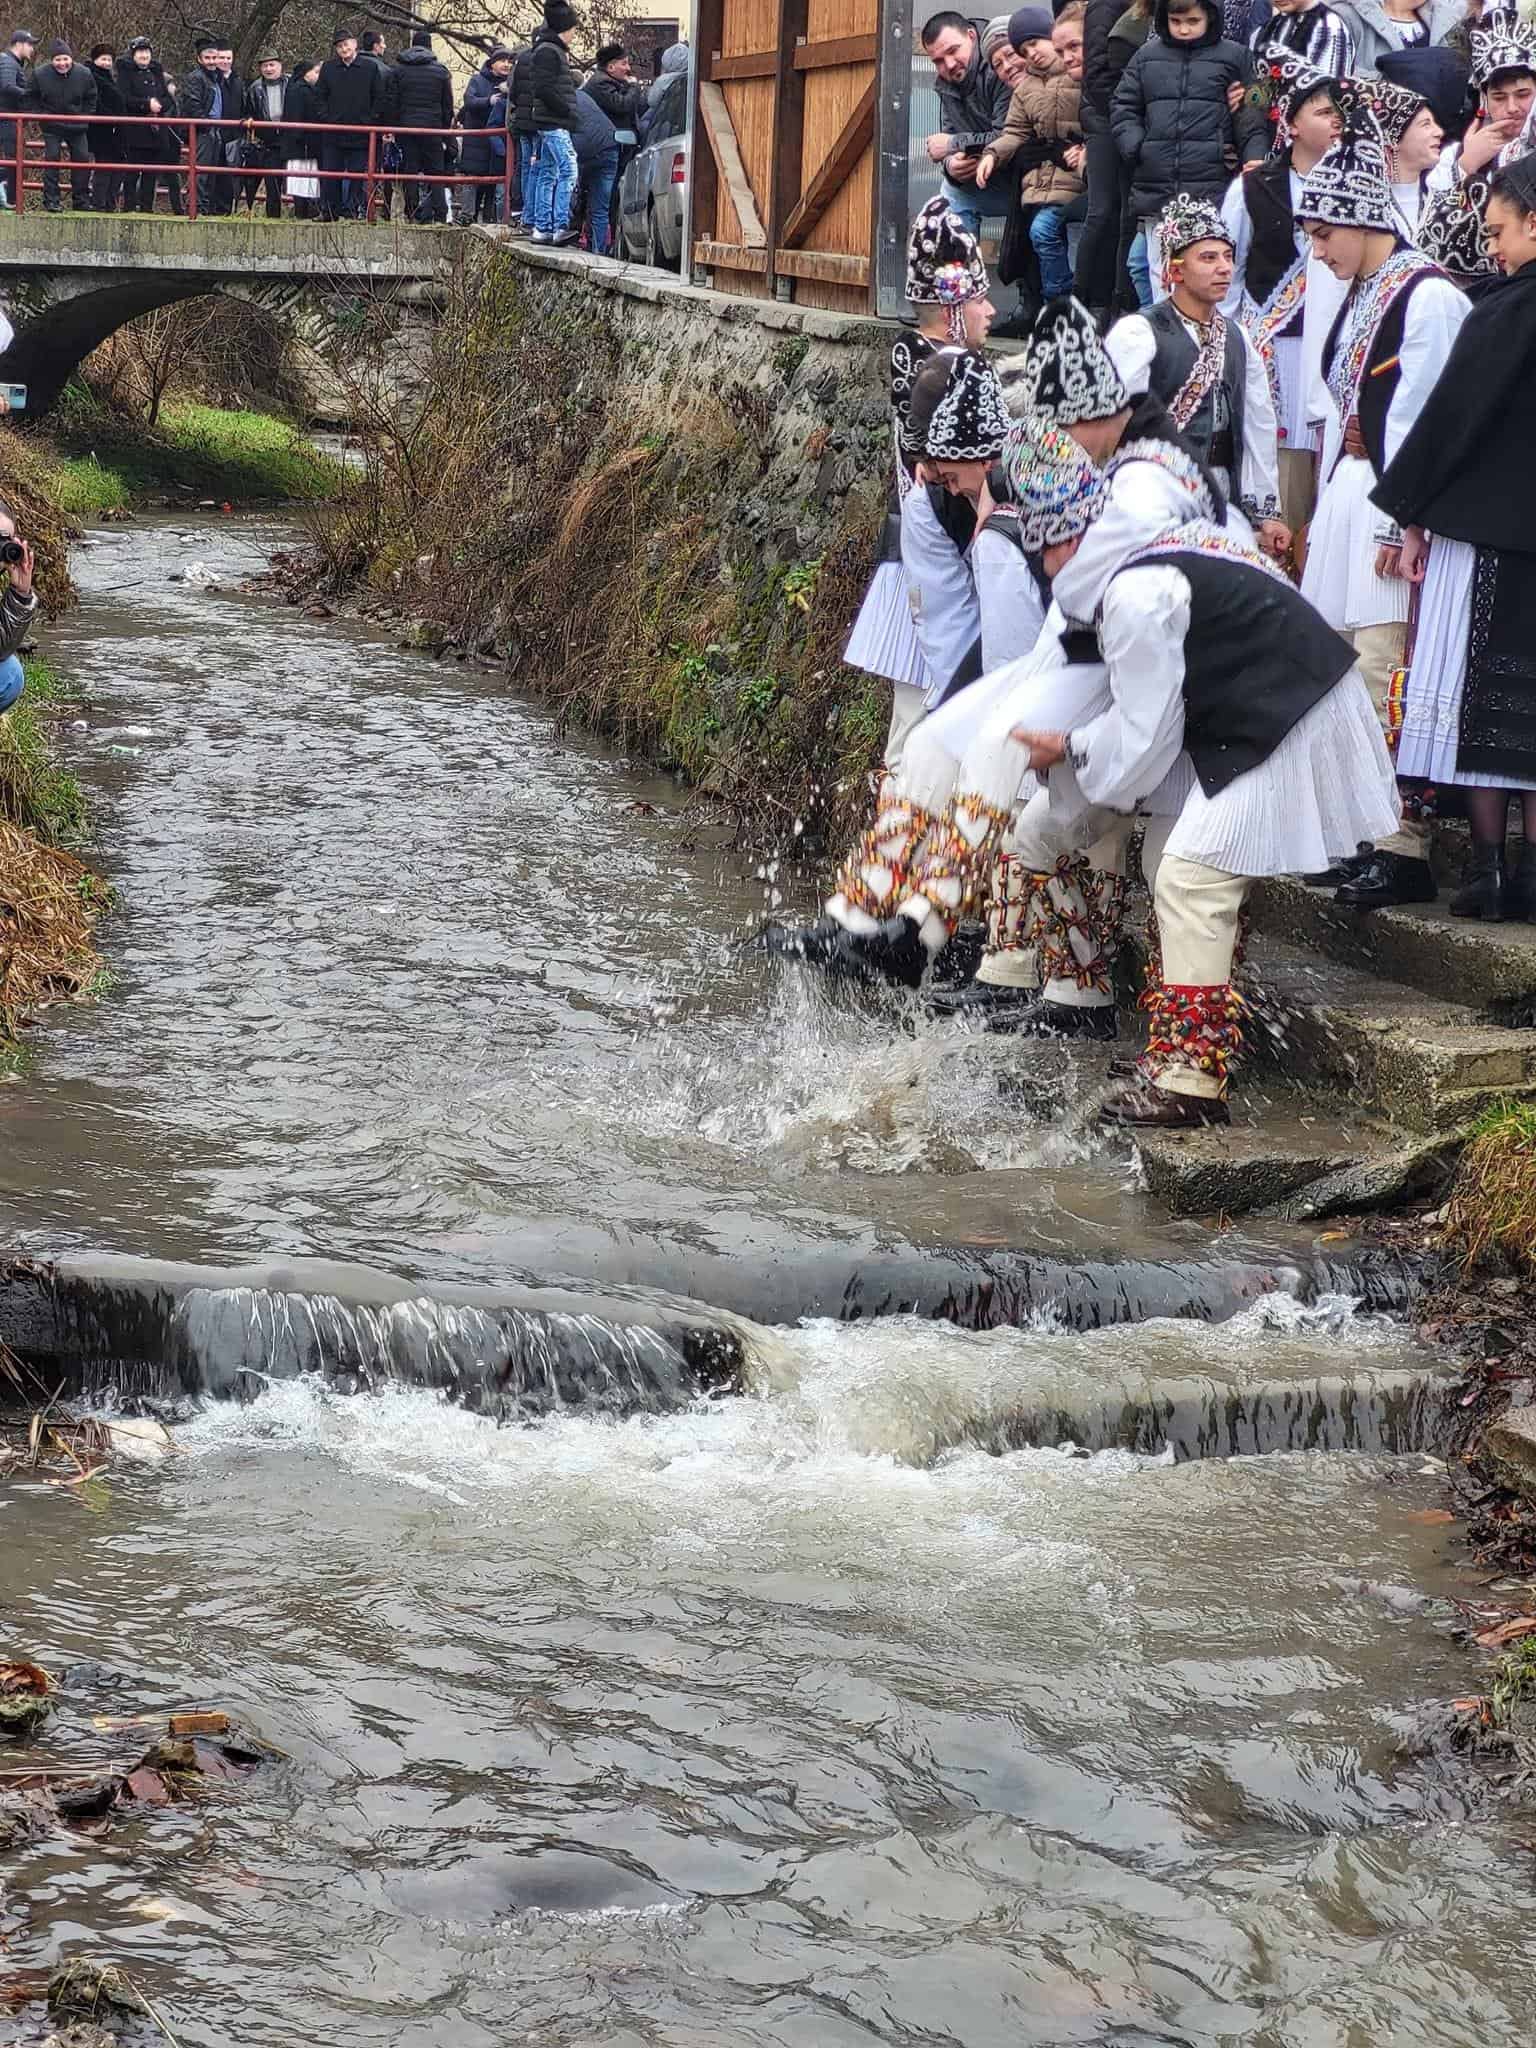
[1,518,1529,2046]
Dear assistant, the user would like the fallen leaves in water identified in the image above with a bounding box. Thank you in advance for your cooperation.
[1403,1508,1456,1525]
[0,1658,53,1741]
[1473,1615,1536,1649]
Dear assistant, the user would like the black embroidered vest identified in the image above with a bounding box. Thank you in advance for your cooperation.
[1242,155,1301,310]
[1145,299,1247,480]
[1123,545,1356,797]
[1322,271,1437,479]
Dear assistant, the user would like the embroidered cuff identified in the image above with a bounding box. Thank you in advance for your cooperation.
[1240,495,1281,526]
[1373,518,1403,548]
[1066,732,1088,774]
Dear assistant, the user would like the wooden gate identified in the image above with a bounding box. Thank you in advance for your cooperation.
[691,0,879,313]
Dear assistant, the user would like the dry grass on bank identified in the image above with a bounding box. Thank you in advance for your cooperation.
[0,819,105,1042]
[1443,1097,1536,1273]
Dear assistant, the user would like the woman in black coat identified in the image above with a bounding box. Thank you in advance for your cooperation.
[281,60,323,219]
[117,39,182,213]
[87,44,124,209]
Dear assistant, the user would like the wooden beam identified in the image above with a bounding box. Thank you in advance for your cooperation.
[770,0,811,282]
[693,239,772,275]
[772,248,870,284]
[779,80,875,251]
[792,34,878,70]
[697,80,767,248]
[689,0,726,261]
[709,49,777,80]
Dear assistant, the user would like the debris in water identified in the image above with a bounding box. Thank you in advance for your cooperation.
[0,1659,52,1740]
[46,1958,181,2047]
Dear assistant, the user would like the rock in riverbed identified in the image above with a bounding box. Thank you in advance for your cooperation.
[1483,1406,1536,1507]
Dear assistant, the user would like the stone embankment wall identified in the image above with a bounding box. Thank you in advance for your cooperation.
[326,238,899,844]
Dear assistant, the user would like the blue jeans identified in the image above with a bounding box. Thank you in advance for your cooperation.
[516,132,537,216]
[0,654,24,713]
[585,145,618,252]
[938,171,1012,239]
[528,127,576,235]
[1028,204,1073,299]
[1127,228,1153,309]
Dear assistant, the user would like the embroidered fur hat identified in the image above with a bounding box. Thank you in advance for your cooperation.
[1297,113,1397,234]
[1001,415,1108,550]
[911,350,1011,463]
[1018,297,1129,426]
[905,195,990,308]
[1159,192,1233,257]
[1250,40,1342,148]
[1348,73,1432,151]
[1470,20,1536,92]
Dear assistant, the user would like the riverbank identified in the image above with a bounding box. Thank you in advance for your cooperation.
[40,393,346,515]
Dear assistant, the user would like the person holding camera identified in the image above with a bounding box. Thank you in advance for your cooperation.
[0,505,36,719]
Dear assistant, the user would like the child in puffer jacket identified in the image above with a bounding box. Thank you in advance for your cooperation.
[977,5,1087,299]
[1111,0,1266,296]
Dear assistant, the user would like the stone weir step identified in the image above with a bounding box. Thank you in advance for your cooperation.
[1249,875,1536,1019]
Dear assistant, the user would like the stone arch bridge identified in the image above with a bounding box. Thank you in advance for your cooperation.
[0,214,455,417]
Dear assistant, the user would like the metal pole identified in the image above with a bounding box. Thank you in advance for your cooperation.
[13,112,23,212]
[366,126,377,223]
[186,117,198,220]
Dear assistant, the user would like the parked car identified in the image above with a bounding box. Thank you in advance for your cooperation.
[617,67,688,268]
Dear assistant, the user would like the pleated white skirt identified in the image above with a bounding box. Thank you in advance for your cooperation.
[844,562,932,691]
[1397,533,1536,793]
[1301,454,1410,632]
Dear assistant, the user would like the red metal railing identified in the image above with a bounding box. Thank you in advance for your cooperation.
[4,109,514,222]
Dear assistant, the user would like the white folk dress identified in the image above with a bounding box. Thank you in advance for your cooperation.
[1221,169,1347,467]
[1300,269,1469,633]
[1397,534,1536,792]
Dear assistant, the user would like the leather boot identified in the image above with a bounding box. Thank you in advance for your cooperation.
[930,993,1118,1040]
[1333,850,1437,911]
[1098,1085,1230,1129]
[1504,841,1536,924]
[753,913,928,990]
[924,981,1042,1027]
[1449,844,1509,921]
[1302,842,1374,888]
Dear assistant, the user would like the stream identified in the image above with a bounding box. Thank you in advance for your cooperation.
[1,516,1530,2046]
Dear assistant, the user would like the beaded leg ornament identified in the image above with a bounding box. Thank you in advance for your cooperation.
[985,853,1035,965]
[831,795,938,921]
[1024,856,1128,995]
[905,790,1015,937]
[1139,983,1246,1097]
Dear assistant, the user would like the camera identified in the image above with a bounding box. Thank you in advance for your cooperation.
[0,540,23,565]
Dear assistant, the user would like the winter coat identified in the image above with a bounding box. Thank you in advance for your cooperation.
[1331,0,1462,76]
[244,72,289,150]
[646,41,690,110]
[1082,0,1130,123]
[1112,0,1266,215]
[932,14,1013,154]
[529,25,578,131]
[509,46,537,134]
[315,52,381,128]
[118,58,176,154]
[569,86,617,169]
[584,66,645,133]
[458,62,509,173]
[382,45,453,131]
[280,74,322,160]
[988,66,1084,201]
[26,59,97,131]
[1247,2,1355,75]
[89,60,124,156]
[0,48,30,114]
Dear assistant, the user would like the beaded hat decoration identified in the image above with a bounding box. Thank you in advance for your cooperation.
[905,194,990,308]
[1296,112,1397,234]
[1470,19,1536,91]
[1350,73,1432,150]
[1018,296,1130,427]
[1159,191,1234,258]
[921,349,1011,463]
[1250,41,1340,148]
[1001,414,1108,551]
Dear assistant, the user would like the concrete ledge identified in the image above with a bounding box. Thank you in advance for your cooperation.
[0,209,442,278]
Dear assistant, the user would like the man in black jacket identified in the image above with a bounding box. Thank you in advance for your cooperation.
[526,0,581,242]
[0,28,36,208]
[585,43,644,198]
[383,29,453,221]
[316,27,381,218]
[28,40,94,212]
[243,51,288,219]
[87,42,123,211]
[919,11,1012,237]
[181,35,235,214]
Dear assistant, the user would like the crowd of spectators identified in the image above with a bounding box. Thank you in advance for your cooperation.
[0,7,688,245]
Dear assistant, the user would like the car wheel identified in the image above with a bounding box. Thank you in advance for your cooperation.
[644,202,663,269]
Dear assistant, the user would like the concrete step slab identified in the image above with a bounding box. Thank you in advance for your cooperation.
[1133,1109,1459,1221]
[1248,875,1536,1019]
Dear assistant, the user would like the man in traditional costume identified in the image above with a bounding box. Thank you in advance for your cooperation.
[843,197,997,772]
[1354,66,1448,233]
[1220,48,1350,534]
[1006,448,1400,1128]
[1106,192,1288,555]
[1372,153,1536,921]
[1295,113,1469,908]
[1417,22,1536,294]
[767,302,1231,1044]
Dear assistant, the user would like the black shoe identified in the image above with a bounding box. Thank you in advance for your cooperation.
[1099,1085,1231,1129]
[928,922,985,990]
[1506,842,1536,924]
[924,981,1044,1027]
[929,985,1119,1040]
[1450,845,1509,920]
[1333,851,1438,911]
[1301,843,1375,888]
[754,913,928,990]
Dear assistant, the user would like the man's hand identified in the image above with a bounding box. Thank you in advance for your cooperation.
[9,539,34,599]
[1256,518,1291,560]
[975,148,997,188]
[1009,727,1067,772]
[1064,142,1085,172]
[946,150,979,182]
[1399,525,1430,584]
[1227,79,1245,114]
[1375,541,1403,580]
[926,131,956,162]
[0,392,9,417]
[1459,118,1511,176]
